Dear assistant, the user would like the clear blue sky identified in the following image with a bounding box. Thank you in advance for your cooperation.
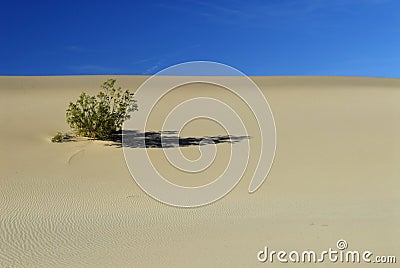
[1,0,399,77]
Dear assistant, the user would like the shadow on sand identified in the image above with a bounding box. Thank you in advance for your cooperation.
[107,130,250,148]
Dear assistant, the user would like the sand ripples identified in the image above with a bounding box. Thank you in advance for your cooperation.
[0,175,249,267]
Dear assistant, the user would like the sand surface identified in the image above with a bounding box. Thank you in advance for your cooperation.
[0,76,399,267]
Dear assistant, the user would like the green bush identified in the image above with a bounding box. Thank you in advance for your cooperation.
[66,79,138,140]
[51,132,72,143]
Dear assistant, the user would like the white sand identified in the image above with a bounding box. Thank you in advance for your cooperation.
[0,76,399,267]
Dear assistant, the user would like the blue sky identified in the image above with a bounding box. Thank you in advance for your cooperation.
[1,0,399,77]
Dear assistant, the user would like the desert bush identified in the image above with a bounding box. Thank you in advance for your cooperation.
[51,132,72,143]
[66,79,138,140]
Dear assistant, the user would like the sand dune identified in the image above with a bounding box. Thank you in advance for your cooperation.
[0,76,399,267]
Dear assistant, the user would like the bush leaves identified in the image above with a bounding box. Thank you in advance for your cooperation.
[66,79,138,140]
